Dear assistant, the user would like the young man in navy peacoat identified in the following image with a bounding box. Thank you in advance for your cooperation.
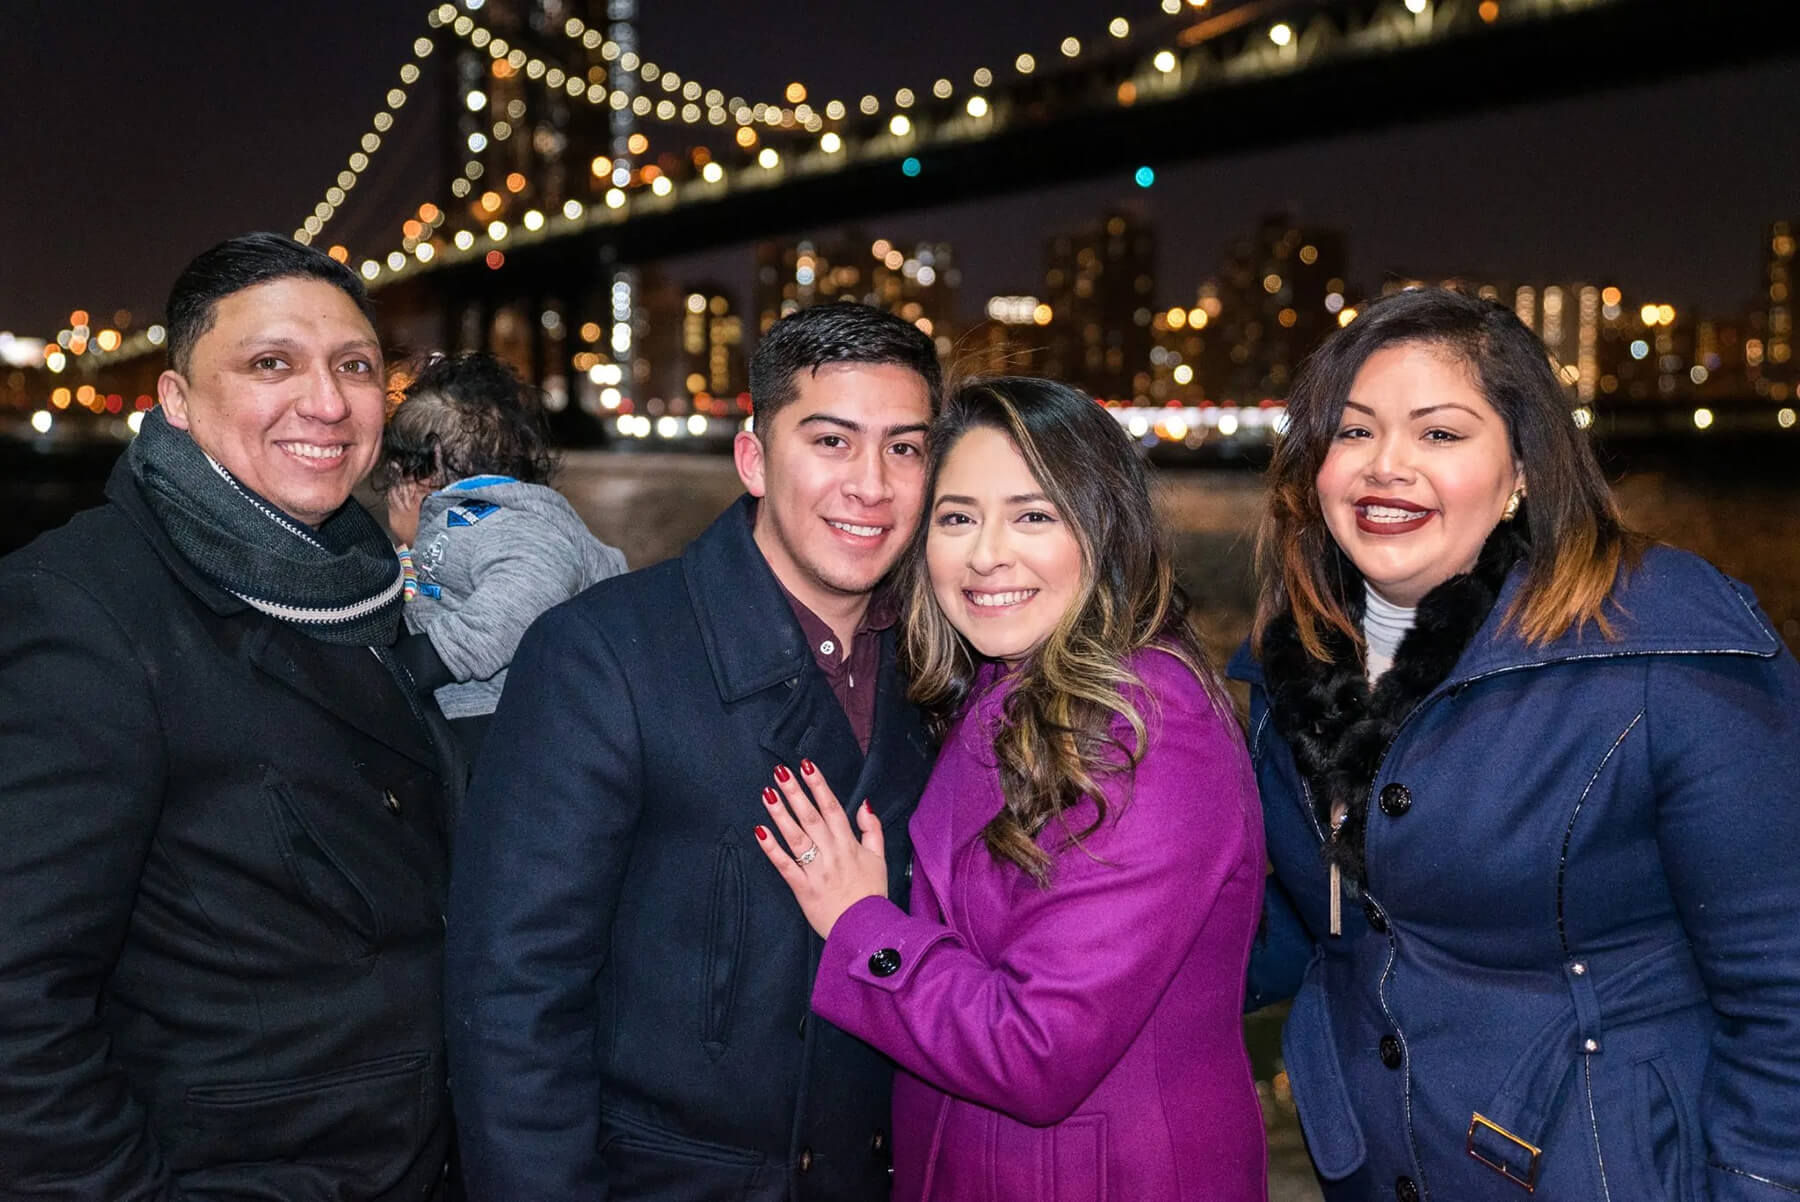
[445,304,942,1201]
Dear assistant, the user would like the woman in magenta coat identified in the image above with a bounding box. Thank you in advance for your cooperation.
[754,377,1268,1201]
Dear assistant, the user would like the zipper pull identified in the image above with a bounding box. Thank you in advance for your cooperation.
[1328,810,1347,937]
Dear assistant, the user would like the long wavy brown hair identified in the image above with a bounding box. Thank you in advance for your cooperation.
[1254,287,1639,661]
[898,377,1234,886]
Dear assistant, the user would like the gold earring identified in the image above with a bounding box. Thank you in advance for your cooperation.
[1502,491,1523,522]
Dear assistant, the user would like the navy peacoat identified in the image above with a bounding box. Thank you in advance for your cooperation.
[0,461,456,1198]
[445,495,935,1201]
[1233,546,1800,1201]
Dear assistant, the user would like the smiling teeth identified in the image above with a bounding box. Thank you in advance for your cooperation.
[828,521,882,537]
[970,590,1035,607]
[1363,505,1424,522]
[283,443,345,460]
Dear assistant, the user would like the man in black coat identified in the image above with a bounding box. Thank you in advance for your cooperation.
[446,304,942,1200]
[0,234,456,1198]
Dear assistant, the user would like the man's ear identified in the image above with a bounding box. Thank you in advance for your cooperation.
[733,428,767,497]
[156,369,192,430]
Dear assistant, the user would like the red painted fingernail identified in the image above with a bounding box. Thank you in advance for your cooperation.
[763,787,779,806]
[801,758,816,776]
[774,764,791,782]
[755,825,769,841]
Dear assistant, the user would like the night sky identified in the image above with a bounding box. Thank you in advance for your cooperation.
[3,0,1796,341]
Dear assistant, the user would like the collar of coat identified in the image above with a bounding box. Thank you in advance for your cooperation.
[106,455,251,618]
[683,493,854,703]
[1227,527,1783,885]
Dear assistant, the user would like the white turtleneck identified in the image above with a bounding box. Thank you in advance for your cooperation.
[1363,585,1417,682]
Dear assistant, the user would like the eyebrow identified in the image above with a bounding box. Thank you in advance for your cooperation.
[236,335,380,355]
[935,492,1049,507]
[1342,400,1486,420]
[794,413,930,438]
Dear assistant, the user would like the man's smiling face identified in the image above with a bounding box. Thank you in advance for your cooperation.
[157,276,386,527]
[735,361,933,612]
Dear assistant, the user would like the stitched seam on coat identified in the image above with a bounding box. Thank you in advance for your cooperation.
[1555,711,1644,955]
[1583,1054,1614,1202]
[1377,934,1429,1200]
[1560,711,1640,1202]
[1711,1163,1800,1195]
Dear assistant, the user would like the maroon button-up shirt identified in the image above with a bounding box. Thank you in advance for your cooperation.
[778,583,897,754]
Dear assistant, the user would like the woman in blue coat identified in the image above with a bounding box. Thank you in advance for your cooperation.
[1230,286,1800,1201]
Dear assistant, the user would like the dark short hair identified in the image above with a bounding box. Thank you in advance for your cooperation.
[372,351,556,493]
[1255,286,1635,657]
[747,302,943,429]
[165,232,375,375]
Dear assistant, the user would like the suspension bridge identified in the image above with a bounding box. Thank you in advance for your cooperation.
[8,0,1796,437]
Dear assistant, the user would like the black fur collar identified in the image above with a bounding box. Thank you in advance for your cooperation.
[1261,522,1528,886]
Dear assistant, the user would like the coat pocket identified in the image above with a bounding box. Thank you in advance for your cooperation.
[598,1106,763,1198]
[181,1050,434,1185]
[1280,967,1367,1181]
[1632,1055,1703,1201]
[700,837,746,1059]
[263,772,385,959]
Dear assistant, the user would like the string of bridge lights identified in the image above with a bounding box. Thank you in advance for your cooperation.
[292,31,440,247]
[346,0,1200,289]
[327,0,1188,269]
[36,0,1394,363]
[443,0,1183,139]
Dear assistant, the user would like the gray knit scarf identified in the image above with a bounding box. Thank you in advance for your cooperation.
[127,407,401,646]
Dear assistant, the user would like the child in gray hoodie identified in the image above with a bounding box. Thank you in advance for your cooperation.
[376,352,626,757]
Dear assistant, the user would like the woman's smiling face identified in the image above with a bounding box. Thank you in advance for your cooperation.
[926,426,1085,664]
[1315,342,1523,607]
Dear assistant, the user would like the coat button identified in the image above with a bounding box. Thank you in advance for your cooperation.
[798,1147,814,1173]
[1379,1035,1403,1069]
[868,948,902,977]
[1364,900,1388,933]
[1396,1176,1420,1202]
[1378,782,1412,817]
[871,1129,887,1156]
[383,789,401,814]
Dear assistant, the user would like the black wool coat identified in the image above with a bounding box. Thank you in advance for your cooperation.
[446,495,936,1202]
[0,461,456,1199]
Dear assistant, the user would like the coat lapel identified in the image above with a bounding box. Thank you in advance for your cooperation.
[757,669,862,790]
[246,622,440,770]
[683,496,863,787]
[947,670,1011,855]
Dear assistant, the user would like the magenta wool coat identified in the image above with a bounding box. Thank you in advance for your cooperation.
[812,648,1268,1202]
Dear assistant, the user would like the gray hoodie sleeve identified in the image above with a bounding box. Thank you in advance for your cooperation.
[406,510,592,685]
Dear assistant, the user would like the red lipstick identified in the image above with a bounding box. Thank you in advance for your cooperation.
[1353,496,1434,535]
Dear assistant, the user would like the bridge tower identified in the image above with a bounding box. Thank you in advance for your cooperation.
[604,0,639,397]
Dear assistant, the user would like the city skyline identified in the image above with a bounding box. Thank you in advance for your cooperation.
[710,204,1794,408]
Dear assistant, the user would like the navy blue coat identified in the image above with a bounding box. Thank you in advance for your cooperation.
[445,496,935,1201]
[1232,546,1800,1201]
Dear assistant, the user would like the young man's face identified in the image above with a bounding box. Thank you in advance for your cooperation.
[734,362,932,610]
[157,277,385,528]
